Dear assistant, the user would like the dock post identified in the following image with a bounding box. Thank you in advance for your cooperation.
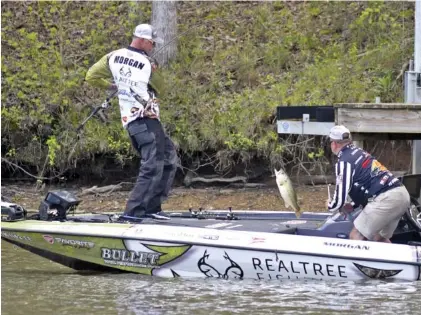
[412,0,421,203]
[408,1,421,176]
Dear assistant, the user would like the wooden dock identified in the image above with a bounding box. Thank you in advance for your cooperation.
[335,103,421,139]
[276,103,421,176]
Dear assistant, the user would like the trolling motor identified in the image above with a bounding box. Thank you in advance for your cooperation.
[38,191,81,221]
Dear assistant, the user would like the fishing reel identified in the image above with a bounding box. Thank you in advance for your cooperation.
[225,207,239,220]
[189,208,207,219]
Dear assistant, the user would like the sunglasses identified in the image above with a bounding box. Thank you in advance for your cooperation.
[146,39,156,47]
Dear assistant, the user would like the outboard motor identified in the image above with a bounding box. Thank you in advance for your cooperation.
[1,201,27,221]
[38,191,80,221]
[399,174,421,232]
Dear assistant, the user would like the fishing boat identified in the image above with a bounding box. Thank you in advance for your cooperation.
[2,175,421,281]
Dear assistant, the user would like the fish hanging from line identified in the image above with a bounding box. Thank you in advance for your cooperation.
[274,168,301,218]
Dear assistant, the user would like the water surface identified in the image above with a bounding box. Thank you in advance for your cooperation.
[1,241,420,315]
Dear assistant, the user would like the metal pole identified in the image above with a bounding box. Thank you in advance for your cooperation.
[411,0,421,176]
[415,0,421,73]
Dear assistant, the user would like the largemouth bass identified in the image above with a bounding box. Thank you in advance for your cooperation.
[274,168,301,217]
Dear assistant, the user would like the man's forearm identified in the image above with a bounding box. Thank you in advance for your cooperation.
[85,54,114,89]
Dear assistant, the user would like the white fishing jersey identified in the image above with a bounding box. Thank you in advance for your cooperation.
[85,46,158,127]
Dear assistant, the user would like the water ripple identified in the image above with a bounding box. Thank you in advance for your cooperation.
[2,241,420,315]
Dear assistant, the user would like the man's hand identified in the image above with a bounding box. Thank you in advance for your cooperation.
[144,98,159,119]
[144,110,159,119]
[341,203,355,214]
[145,98,159,110]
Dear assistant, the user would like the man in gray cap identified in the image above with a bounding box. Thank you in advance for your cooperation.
[327,125,410,243]
[85,24,177,218]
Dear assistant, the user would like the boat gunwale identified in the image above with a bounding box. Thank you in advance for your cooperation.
[2,225,421,268]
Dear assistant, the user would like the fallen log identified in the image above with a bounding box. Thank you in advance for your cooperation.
[79,182,133,196]
[184,174,247,187]
[230,183,268,188]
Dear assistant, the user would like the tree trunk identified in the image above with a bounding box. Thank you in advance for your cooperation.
[151,1,177,66]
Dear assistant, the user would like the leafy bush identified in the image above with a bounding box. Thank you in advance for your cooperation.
[1,1,415,180]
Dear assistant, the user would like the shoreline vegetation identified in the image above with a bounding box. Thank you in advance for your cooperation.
[1,2,415,185]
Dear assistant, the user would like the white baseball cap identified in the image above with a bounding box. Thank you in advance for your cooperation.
[133,24,163,44]
[329,125,352,141]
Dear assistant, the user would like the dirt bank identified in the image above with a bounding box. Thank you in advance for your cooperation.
[1,183,329,213]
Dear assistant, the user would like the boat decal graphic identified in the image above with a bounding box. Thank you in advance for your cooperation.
[43,235,55,244]
[42,235,94,249]
[101,243,191,275]
[198,250,244,279]
[324,242,370,250]
[249,237,266,244]
[143,244,192,267]
[353,262,402,279]
[253,253,348,279]
[171,269,180,278]
[200,234,219,241]
[1,231,31,242]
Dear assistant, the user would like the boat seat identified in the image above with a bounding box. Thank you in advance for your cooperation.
[407,241,421,246]
[399,174,421,200]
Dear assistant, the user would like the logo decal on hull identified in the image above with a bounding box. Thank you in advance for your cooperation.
[100,243,191,276]
[198,250,244,279]
[324,242,370,250]
[353,262,402,279]
[171,269,180,278]
[1,232,31,242]
[43,235,94,249]
[43,235,55,244]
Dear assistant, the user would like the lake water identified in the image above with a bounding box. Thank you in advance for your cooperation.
[1,241,420,315]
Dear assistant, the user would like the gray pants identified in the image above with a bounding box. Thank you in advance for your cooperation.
[124,118,177,217]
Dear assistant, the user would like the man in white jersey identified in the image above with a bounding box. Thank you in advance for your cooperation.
[85,24,177,217]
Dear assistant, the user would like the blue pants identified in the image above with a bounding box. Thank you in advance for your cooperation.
[124,118,177,217]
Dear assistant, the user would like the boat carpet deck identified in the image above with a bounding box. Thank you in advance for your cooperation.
[70,214,322,234]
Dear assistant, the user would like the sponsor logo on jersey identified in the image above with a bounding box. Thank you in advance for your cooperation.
[371,159,388,176]
[130,107,140,114]
[119,66,132,77]
[113,56,145,70]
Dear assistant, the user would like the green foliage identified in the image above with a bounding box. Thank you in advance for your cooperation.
[308,148,325,160]
[1,1,149,173]
[46,136,60,166]
[1,1,415,177]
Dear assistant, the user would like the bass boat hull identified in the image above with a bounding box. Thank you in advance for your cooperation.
[2,218,421,281]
